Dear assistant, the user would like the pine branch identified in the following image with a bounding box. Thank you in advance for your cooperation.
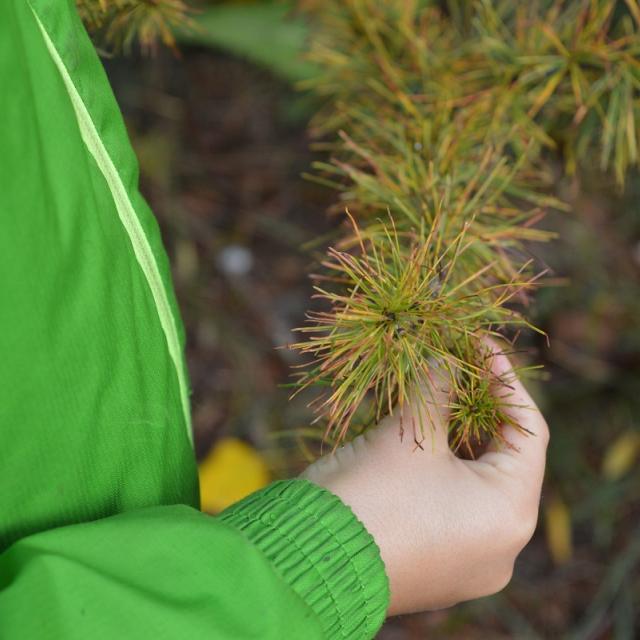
[77,0,193,54]
[291,0,639,450]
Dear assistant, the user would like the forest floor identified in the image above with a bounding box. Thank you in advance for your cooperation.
[106,47,640,639]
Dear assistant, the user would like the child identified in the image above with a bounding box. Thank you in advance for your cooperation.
[0,1,548,637]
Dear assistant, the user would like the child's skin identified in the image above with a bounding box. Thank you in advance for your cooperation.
[303,341,549,616]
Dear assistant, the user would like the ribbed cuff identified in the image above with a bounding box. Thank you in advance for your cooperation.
[219,479,389,639]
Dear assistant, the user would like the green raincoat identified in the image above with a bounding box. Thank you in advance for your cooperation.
[0,1,389,637]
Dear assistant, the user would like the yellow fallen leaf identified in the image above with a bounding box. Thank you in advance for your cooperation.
[602,431,640,481]
[199,437,270,514]
[544,495,572,566]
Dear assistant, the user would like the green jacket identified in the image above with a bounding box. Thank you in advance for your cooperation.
[0,1,389,637]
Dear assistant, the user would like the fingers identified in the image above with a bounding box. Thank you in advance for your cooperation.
[376,360,452,454]
[412,365,452,451]
[476,339,549,483]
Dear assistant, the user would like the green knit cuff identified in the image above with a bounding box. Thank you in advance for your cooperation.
[219,479,389,639]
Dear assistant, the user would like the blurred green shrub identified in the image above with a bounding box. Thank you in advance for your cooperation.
[182,2,315,82]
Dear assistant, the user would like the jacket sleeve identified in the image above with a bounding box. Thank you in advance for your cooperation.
[0,479,389,639]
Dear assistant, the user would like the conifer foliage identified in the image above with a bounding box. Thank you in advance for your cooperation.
[290,0,640,451]
[76,0,640,453]
[77,0,192,53]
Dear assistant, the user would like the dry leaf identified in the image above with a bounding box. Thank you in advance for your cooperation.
[544,495,572,565]
[602,431,640,481]
[199,437,270,514]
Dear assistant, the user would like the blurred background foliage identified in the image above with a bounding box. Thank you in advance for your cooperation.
[83,0,640,637]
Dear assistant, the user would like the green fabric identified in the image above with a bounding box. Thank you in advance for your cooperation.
[220,480,390,639]
[0,480,388,639]
[0,0,198,550]
[0,502,325,639]
[0,0,390,638]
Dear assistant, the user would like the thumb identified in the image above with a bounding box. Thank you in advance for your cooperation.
[477,339,549,489]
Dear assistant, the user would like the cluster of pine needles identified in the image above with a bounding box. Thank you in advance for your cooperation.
[76,0,192,53]
[76,0,640,454]
[290,0,640,454]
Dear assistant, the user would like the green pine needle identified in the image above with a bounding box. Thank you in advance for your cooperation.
[290,216,545,445]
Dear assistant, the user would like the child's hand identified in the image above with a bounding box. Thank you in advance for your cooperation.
[302,343,549,616]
